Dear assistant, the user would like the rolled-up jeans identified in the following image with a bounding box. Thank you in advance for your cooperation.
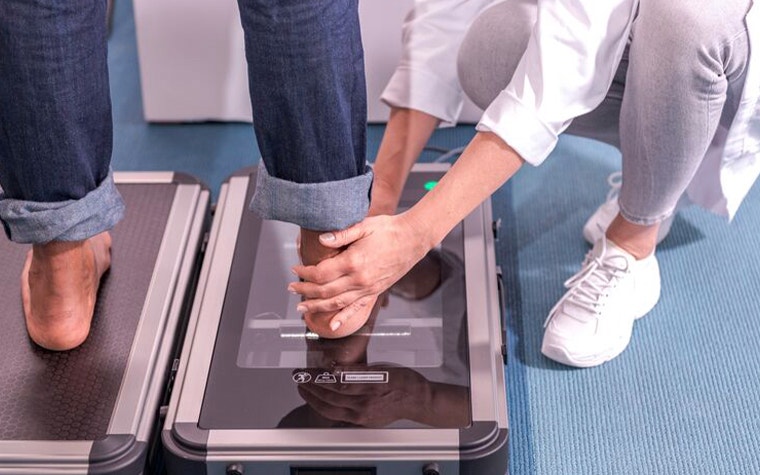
[457,0,751,226]
[0,0,124,243]
[0,0,371,244]
[240,0,372,231]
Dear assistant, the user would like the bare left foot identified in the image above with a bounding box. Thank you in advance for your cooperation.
[21,232,112,351]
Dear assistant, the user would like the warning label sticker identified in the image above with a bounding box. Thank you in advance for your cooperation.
[315,372,337,384]
[292,371,312,384]
[340,371,389,384]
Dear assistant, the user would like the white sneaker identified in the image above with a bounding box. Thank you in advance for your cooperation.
[541,236,661,368]
[583,171,674,245]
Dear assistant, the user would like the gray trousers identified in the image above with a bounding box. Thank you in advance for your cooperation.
[458,0,751,225]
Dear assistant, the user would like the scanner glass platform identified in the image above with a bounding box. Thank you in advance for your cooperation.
[200,210,471,430]
[237,220,455,370]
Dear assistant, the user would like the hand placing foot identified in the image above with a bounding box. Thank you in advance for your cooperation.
[298,228,340,267]
[21,232,112,351]
[291,213,432,338]
[298,228,376,338]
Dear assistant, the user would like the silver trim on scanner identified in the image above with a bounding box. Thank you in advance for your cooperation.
[173,177,249,426]
[109,184,207,436]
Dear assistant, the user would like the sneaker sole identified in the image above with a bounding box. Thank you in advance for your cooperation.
[541,331,632,368]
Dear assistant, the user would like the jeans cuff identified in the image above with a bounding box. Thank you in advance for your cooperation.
[0,170,125,244]
[250,161,373,231]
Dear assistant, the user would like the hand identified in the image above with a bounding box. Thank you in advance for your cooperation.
[290,212,433,334]
[297,228,350,338]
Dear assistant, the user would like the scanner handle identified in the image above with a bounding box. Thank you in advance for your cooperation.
[495,265,508,366]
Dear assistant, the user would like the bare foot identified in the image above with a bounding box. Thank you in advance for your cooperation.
[298,229,340,266]
[298,229,342,337]
[307,294,378,339]
[298,229,375,338]
[21,232,112,351]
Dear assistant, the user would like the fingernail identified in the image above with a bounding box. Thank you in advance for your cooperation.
[320,232,336,243]
[297,304,307,314]
[330,320,342,331]
[287,285,297,294]
[291,268,298,276]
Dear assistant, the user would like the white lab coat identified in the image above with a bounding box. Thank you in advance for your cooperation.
[382,0,760,219]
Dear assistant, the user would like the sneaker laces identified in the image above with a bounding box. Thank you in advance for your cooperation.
[544,237,630,327]
[605,170,622,203]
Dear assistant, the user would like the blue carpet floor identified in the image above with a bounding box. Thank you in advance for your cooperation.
[110,2,760,474]
[499,142,760,474]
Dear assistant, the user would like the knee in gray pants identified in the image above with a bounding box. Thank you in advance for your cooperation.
[456,0,537,110]
[634,0,750,68]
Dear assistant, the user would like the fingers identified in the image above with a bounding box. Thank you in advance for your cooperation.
[288,276,356,301]
[296,290,369,314]
[292,246,371,286]
[319,221,369,249]
[291,253,351,284]
[328,296,376,332]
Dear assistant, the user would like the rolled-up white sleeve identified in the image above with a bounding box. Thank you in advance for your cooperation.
[477,0,639,165]
[381,0,494,126]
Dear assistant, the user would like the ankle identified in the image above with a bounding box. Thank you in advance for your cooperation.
[33,240,87,259]
[299,229,340,266]
[605,215,658,260]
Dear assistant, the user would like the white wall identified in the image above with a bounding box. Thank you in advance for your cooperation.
[132,0,481,123]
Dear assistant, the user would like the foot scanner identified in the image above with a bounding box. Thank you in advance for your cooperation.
[0,165,508,475]
[0,173,209,474]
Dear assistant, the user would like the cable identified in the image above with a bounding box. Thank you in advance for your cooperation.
[422,145,451,154]
[433,145,466,163]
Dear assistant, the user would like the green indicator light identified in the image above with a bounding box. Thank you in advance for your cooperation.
[424,180,438,191]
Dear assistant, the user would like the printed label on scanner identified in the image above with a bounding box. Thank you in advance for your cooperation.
[340,371,389,384]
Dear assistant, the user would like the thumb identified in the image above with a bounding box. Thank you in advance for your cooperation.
[319,221,367,248]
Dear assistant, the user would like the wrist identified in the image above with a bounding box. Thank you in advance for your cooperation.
[399,208,440,257]
[369,176,403,216]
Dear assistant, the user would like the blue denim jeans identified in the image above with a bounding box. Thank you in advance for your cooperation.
[0,0,124,243]
[239,0,372,231]
[0,0,371,244]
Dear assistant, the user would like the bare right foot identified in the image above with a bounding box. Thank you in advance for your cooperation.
[298,229,375,339]
[298,229,340,266]
[20,232,112,351]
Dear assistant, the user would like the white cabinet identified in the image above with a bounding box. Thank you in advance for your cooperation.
[133,0,481,123]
